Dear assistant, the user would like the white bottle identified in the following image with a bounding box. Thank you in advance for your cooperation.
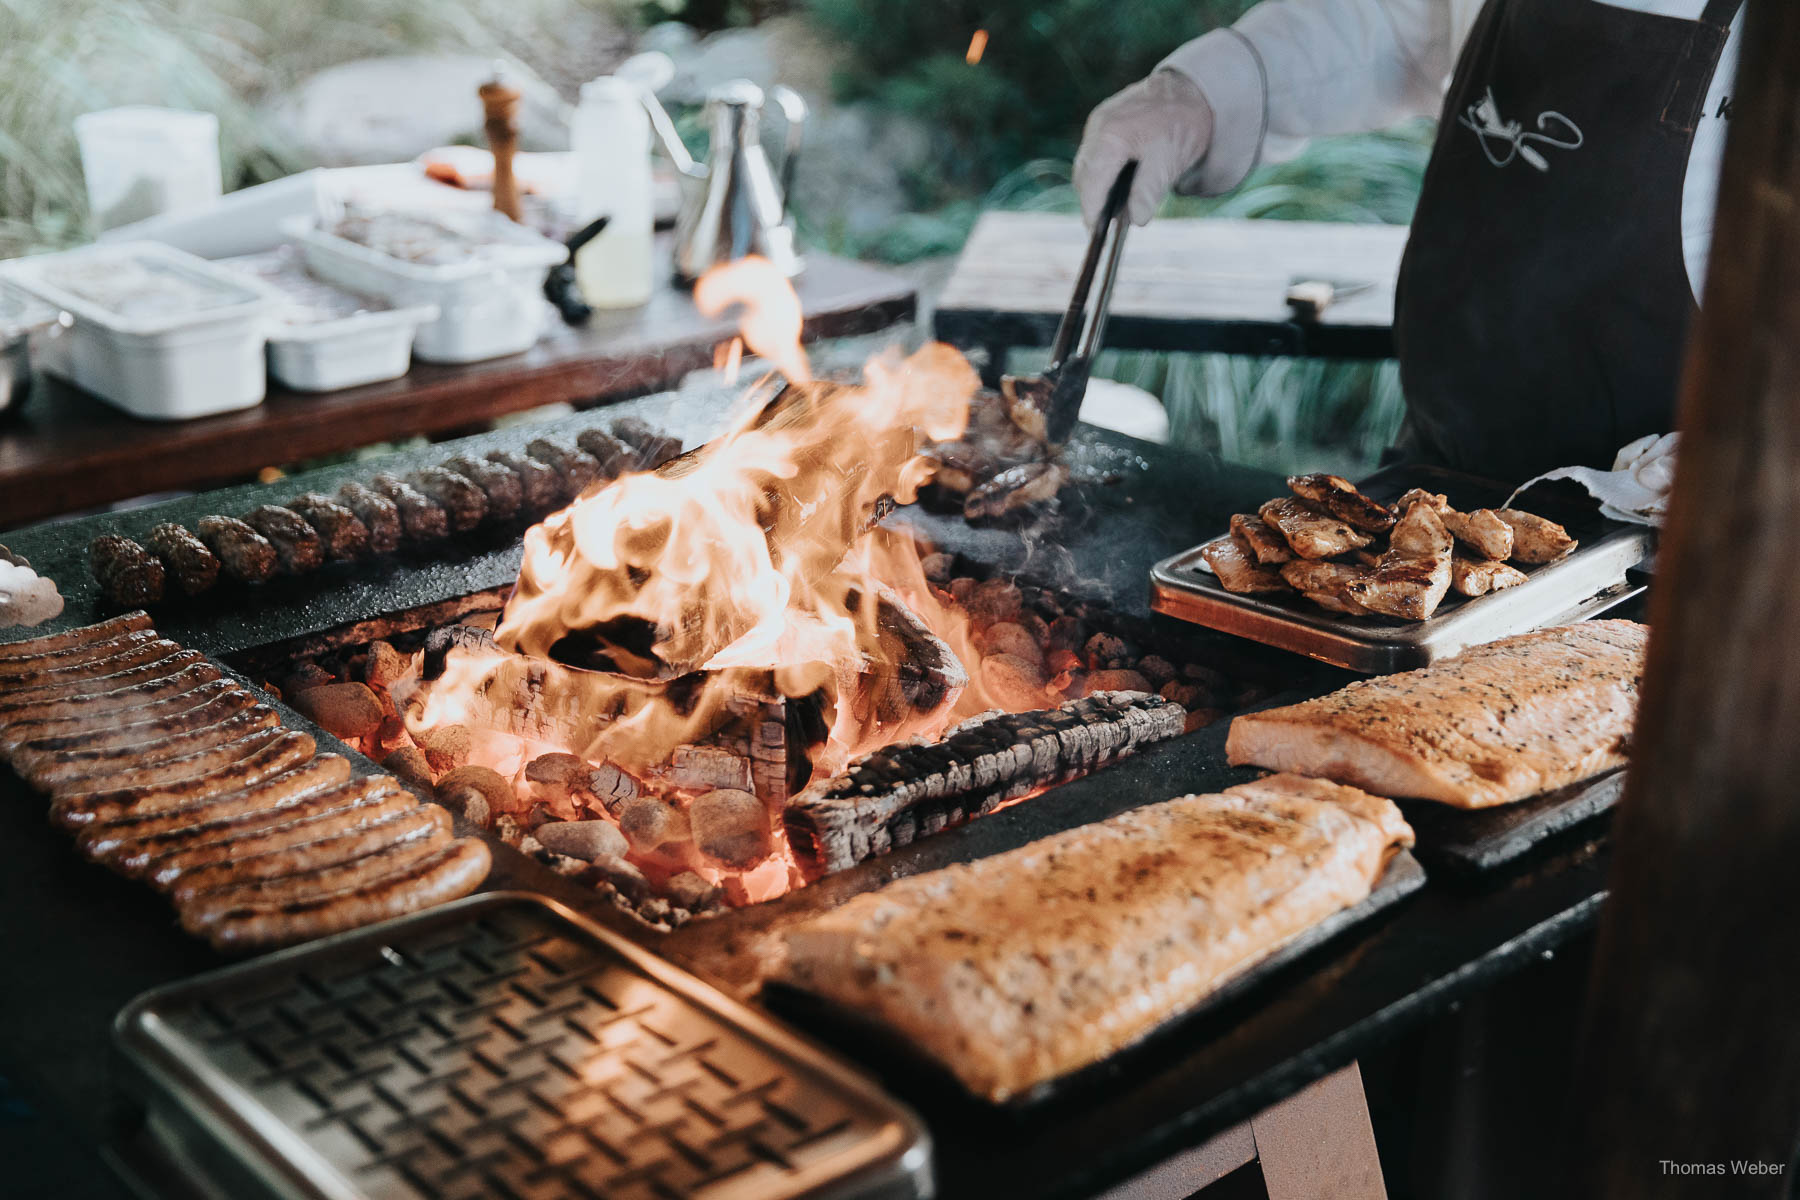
[571,76,654,308]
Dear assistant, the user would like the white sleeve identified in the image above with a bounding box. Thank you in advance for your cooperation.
[1161,0,1455,194]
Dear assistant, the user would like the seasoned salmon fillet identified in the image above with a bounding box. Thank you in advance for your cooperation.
[773,774,1413,1102]
[1225,621,1647,808]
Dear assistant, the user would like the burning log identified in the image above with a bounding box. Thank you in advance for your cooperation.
[784,690,1186,873]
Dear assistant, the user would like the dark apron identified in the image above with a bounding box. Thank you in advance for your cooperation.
[1392,0,1741,481]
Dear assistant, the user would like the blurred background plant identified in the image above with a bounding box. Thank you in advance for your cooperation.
[0,0,1429,474]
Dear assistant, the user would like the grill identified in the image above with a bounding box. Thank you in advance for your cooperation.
[113,892,931,1200]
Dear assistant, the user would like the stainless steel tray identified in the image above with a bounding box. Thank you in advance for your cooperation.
[1150,466,1653,673]
[112,892,932,1200]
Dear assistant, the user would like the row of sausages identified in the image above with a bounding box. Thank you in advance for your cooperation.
[89,418,684,607]
[0,612,490,951]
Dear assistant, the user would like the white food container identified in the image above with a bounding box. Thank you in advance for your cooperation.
[1,241,279,421]
[74,107,222,231]
[284,209,567,364]
[219,250,437,392]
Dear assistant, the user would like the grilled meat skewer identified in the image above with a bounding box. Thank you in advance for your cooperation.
[195,517,278,584]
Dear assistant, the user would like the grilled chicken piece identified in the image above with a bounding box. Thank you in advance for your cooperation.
[1287,473,1395,532]
[963,461,1068,521]
[1227,621,1647,807]
[1200,537,1291,595]
[1346,502,1453,620]
[1258,498,1374,560]
[1395,489,1513,559]
[1451,554,1529,598]
[1229,514,1294,565]
[1498,509,1578,563]
[1280,560,1374,614]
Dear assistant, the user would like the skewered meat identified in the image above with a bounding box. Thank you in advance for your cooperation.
[775,772,1412,1102]
[47,726,286,799]
[526,438,602,498]
[0,661,224,729]
[1451,554,1529,598]
[406,467,487,533]
[1280,560,1373,614]
[1287,473,1395,532]
[333,482,402,555]
[1346,501,1453,620]
[22,705,281,790]
[192,837,490,952]
[963,462,1068,521]
[575,427,635,477]
[610,417,682,469]
[52,730,315,828]
[90,758,358,869]
[1199,537,1290,595]
[1258,498,1374,560]
[152,783,419,894]
[0,613,150,660]
[487,449,562,513]
[1498,509,1578,563]
[195,516,278,585]
[1396,490,1513,560]
[1229,513,1294,564]
[90,535,166,606]
[243,506,325,575]
[1227,621,1646,807]
[370,473,450,543]
[7,687,256,764]
[144,523,220,597]
[442,454,522,523]
[287,493,371,562]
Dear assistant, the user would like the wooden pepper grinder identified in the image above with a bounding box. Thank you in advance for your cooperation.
[479,65,523,223]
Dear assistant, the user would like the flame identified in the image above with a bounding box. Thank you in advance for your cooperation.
[694,256,810,385]
[966,28,988,65]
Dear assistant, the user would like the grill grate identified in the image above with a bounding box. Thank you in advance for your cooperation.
[116,894,929,1200]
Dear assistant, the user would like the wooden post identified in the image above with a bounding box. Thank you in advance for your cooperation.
[480,75,523,223]
[1567,0,1800,1193]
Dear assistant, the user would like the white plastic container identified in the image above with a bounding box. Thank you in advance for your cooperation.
[99,170,327,259]
[1,241,279,420]
[219,250,437,392]
[74,107,222,232]
[571,76,654,308]
[285,209,566,364]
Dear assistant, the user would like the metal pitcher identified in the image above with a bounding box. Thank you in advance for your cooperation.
[641,78,807,286]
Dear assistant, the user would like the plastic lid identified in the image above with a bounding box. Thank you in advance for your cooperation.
[73,106,218,135]
[580,76,640,105]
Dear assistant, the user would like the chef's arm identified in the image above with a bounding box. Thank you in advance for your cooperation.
[1075,0,1452,224]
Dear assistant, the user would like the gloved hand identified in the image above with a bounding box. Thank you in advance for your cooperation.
[1073,70,1215,228]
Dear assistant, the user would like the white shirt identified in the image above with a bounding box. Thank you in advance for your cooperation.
[1162,0,1740,299]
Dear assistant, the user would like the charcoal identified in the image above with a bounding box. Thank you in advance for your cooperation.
[981,654,1048,710]
[662,744,753,792]
[535,819,629,862]
[419,724,471,772]
[442,454,522,523]
[581,852,651,900]
[1087,669,1151,694]
[784,691,1187,873]
[371,473,451,542]
[362,640,409,689]
[665,871,723,913]
[587,762,641,815]
[487,449,562,513]
[526,437,602,498]
[691,788,770,869]
[967,578,1023,624]
[382,746,434,790]
[619,797,691,858]
[1137,655,1178,688]
[979,622,1044,670]
[335,481,403,554]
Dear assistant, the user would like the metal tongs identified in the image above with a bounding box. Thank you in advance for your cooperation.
[1004,161,1137,446]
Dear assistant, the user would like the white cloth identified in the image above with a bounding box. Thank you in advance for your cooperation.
[1509,432,1678,525]
[0,560,64,628]
[1160,0,1740,300]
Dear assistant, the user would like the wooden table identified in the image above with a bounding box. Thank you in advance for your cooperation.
[932,212,1409,375]
[0,243,913,528]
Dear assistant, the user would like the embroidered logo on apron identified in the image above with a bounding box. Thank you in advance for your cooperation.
[1457,87,1585,171]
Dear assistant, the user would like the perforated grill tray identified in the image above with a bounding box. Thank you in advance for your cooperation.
[112,892,931,1200]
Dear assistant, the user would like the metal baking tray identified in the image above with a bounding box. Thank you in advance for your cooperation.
[1150,466,1653,673]
[764,848,1425,1111]
[111,891,932,1200]
[1397,768,1625,877]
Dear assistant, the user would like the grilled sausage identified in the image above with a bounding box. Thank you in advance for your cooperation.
[0,612,152,660]
[195,516,278,584]
[90,535,166,606]
[0,628,166,681]
[287,493,371,562]
[52,730,315,828]
[48,725,287,801]
[89,756,357,870]
[189,837,491,951]
[370,474,449,544]
[335,481,402,555]
[441,455,522,523]
[152,783,418,894]
[0,638,188,691]
[7,686,256,764]
[526,438,602,499]
[0,661,223,729]
[243,505,325,575]
[405,467,487,533]
[610,417,683,469]
[487,450,562,513]
[576,428,635,478]
[21,705,281,790]
[145,523,221,597]
[0,647,202,707]
[167,800,445,901]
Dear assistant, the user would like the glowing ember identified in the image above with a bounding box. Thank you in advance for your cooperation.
[966,28,989,65]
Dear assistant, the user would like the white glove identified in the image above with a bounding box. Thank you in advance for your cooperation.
[1073,69,1215,227]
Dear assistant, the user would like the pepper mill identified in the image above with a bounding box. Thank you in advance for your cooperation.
[479,65,523,223]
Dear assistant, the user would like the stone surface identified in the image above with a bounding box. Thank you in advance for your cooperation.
[534,819,629,862]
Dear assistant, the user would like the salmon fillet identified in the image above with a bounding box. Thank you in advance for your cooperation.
[773,773,1413,1102]
[1225,621,1647,808]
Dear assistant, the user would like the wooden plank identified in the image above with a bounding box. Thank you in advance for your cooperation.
[0,243,913,528]
[1567,1,1800,1193]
